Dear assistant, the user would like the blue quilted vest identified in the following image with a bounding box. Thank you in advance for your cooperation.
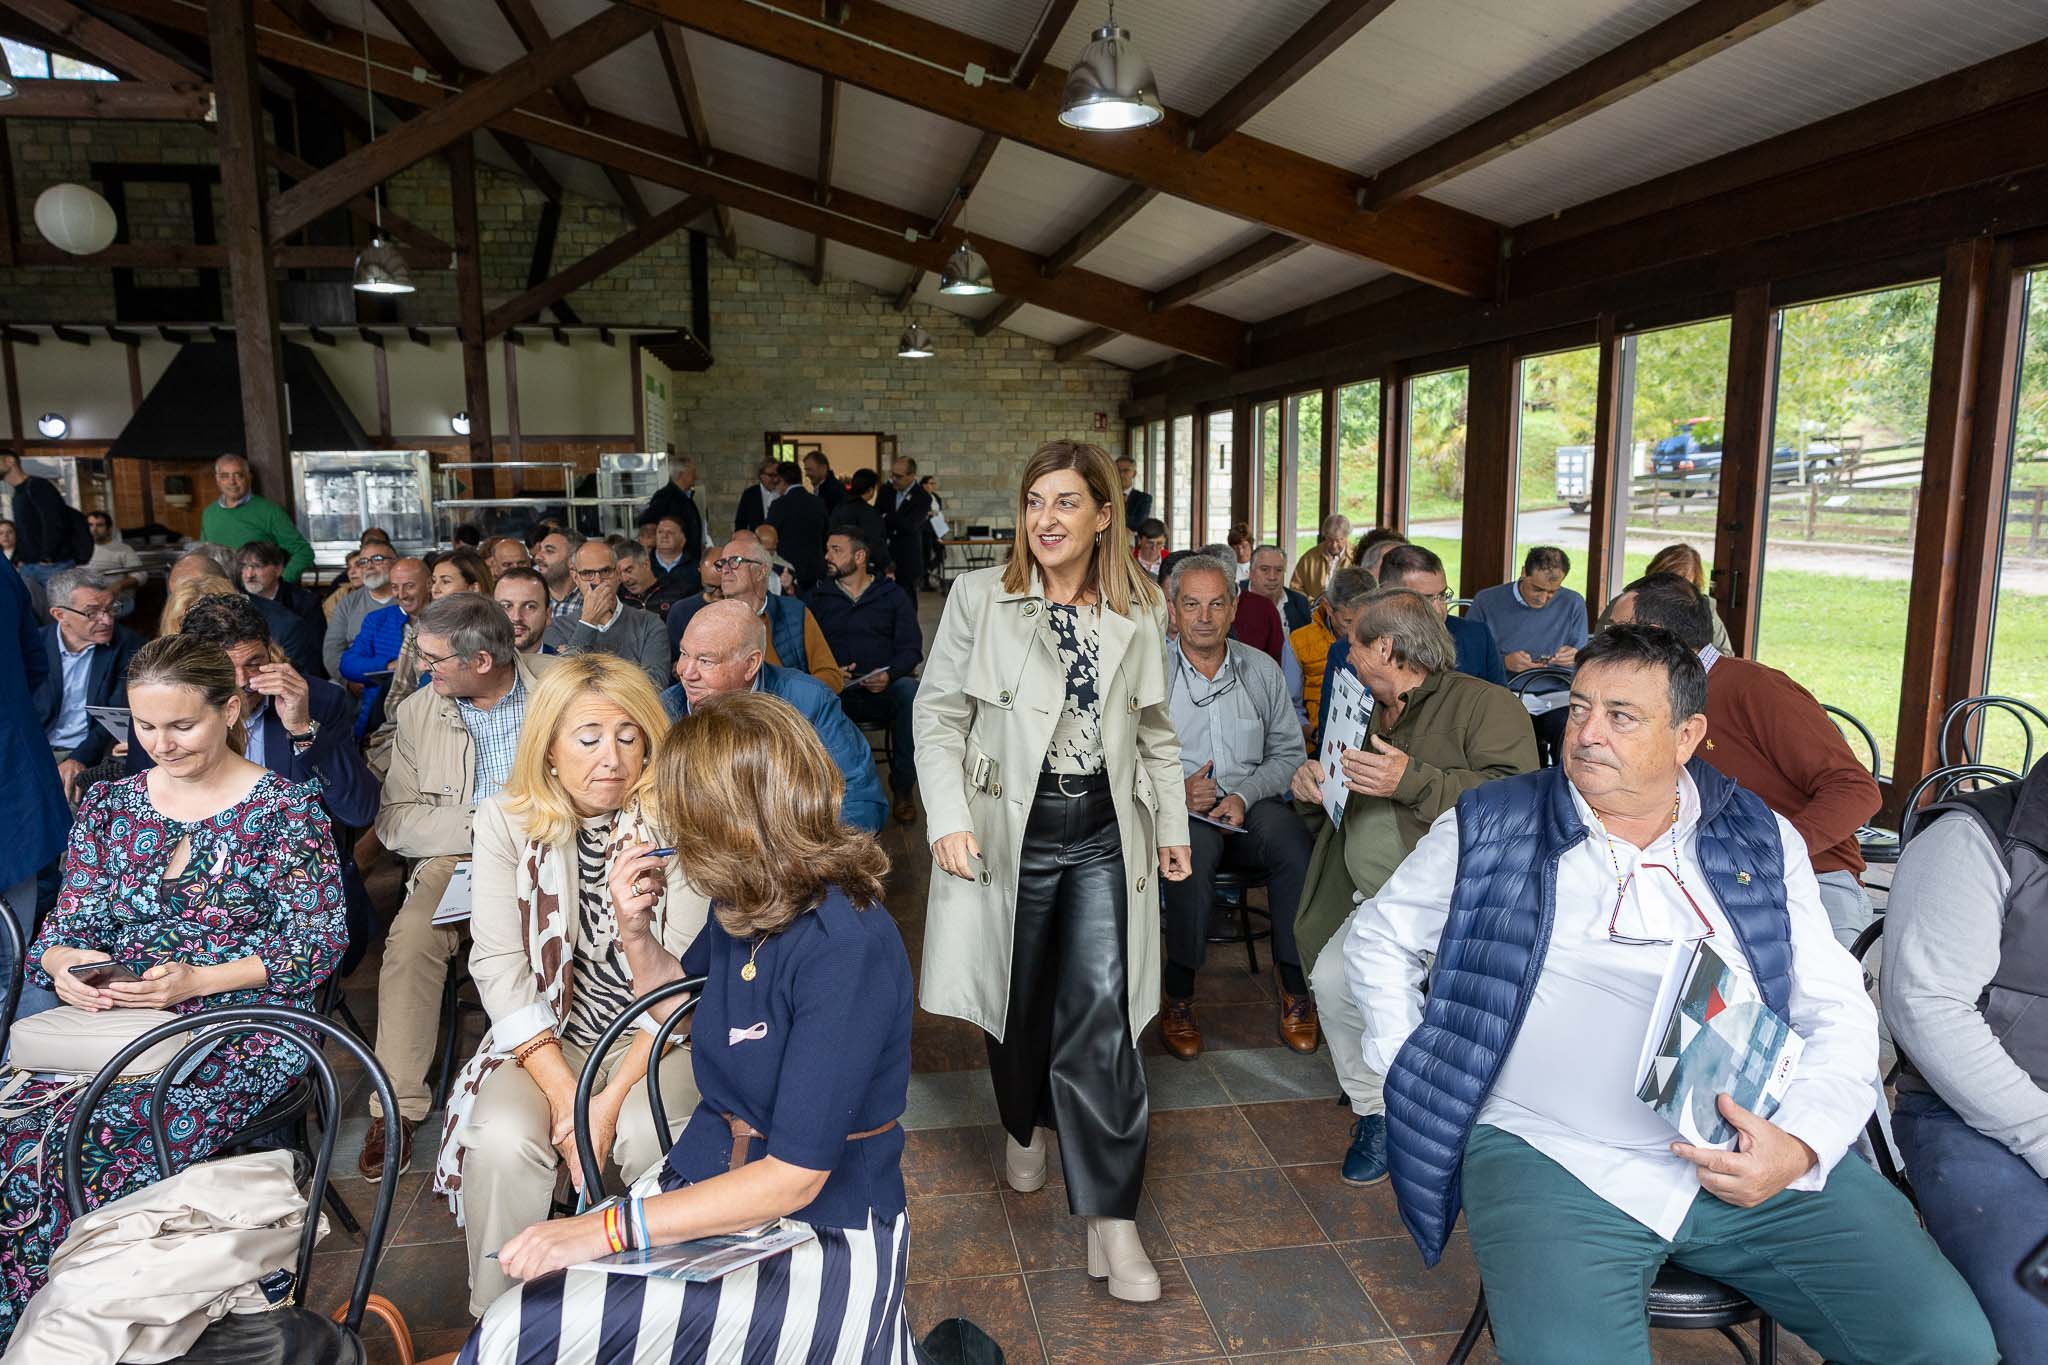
[763,592,810,675]
[1383,758,1794,1266]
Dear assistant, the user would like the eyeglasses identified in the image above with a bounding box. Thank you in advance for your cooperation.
[53,603,115,623]
[1606,861,1716,947]
[359,553,393,566]
[1424,589,1455,605]
[416,648,466,674]
[712,556,764,572]
[573,566,618,583]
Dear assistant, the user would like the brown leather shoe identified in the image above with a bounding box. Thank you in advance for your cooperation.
[1278,989,1320,1053]
[892,788,920,826]
[1159,997,1202,1060]
[358,1115,416,1183]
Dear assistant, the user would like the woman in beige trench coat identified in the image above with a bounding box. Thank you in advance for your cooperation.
[914,440,1191,1305]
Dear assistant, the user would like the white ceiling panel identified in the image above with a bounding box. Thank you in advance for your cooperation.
[1090,335,1177,369]
[999,303,1094,346]
[876,0,1050,53]
[832,87,985,220]
[1073,195,1263,292]
[1239,0,1694,174]
[1431,0,2048,225]
[1045,0,1336,118]
[956,141,1130,256]
[577,33,687,137]
[1198,246,1389,323]
[674,29,820,180]
[727,211,815,274]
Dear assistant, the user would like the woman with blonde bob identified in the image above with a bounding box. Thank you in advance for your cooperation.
[430,653,708,1319]
[915,440,1191,1305]
[1644,541,1736,655]
[472,691,916,1362]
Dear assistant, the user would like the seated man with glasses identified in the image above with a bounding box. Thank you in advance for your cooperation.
[670,537,844,694]
[541,538,669,688]
[1345,623,1995,1365]
[1157,554,1317,1060]
[323,543,401,679]
[34,568,140,808]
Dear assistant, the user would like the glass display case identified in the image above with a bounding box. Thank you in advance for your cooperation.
[593,451,667,538]
[292,450,433,570]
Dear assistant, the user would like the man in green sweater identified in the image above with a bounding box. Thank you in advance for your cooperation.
[201,454,314,583]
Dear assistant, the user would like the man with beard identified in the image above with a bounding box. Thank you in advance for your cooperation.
[324,542,399,677]
[809,526,921,824]
[530,528,582,622]
[492,567,556,658]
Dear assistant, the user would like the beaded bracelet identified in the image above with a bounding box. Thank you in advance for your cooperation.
[512,1035,561,1069]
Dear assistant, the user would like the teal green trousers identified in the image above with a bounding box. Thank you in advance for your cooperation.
[1459,1125,1998,1365]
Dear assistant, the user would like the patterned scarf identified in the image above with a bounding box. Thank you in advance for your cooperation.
[431,801,662,1221]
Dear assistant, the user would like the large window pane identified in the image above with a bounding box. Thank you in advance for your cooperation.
[1517,347,1599,602]
[1171,414,1195,548]
[1258,401,1281,545]
[1755,283,1938,772]
[1205,409,1235,546]
[1289,390,1325,561]
[1407,368,1469,588]
[1986,268,2048,770]
[1615,318,1731,591]
[1337,381,1381,534]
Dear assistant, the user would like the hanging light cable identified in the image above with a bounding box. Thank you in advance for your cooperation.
[1060,1,1163,131]
[938,240,991,296]
[352,0,414,295]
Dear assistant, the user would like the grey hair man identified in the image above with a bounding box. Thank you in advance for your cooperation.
[201,454,314,582]
[37,567,138,804]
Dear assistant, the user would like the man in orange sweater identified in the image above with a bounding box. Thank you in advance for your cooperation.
[1610,573,1881,947]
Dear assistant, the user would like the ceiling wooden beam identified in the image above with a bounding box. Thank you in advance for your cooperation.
[1012,0,1081,87]
[487,0,645,225]
[364,0,462,81]
[1361,0,1817,210]
[0,78,213,120]
[1189,0,1400,153]
[614,0,1499,295]
[267,3,659,242]
[1152,233,1309,311]
[268,0,330,42]
[489,131,564,202]
[1055,327,1117,363]
[269,144,453,255]
[486,192,715,337]
[8,0,193,82]
[654,21,735,255]
[814,5,842,287]
[973,298,1025,337]
[1043,183,1156,278]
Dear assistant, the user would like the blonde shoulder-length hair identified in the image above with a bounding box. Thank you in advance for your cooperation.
[497,653,670,847]
[1002,440,1162,617]
[648,690,888,937]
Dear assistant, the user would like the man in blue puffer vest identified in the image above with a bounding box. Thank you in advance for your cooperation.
[1343,624,1995,1364]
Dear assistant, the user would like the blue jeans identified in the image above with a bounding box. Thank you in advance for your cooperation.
[1893,1089,2048,1364]
[16,560,73,591]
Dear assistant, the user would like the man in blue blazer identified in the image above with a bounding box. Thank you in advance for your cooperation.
[129,593,383,974]
[662,598,887,832]
[34,567,143,806]
[1,557,71,1019]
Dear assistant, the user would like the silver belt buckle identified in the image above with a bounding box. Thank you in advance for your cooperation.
[1056,772,1088,798]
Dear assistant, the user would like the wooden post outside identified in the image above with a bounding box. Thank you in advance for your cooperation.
[1319,383,1339,525]
[1460,341,1518,599]
[1377,367,1408,534]
[1710,285,1778,655]
[1229,398,1252,529]
[448,139,495,496]
[1583,316,1626,622]
[206,0,290,510]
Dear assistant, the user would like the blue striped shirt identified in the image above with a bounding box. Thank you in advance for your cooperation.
[456,673,527,802]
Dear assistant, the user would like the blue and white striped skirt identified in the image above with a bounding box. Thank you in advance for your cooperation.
[457,1169,914,1365]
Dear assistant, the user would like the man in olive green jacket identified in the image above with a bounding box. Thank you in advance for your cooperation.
[1288,589,1538,1184]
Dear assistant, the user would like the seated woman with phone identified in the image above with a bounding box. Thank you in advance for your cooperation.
[0,635,347,1350]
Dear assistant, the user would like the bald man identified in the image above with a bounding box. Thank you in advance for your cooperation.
[664,536,844,691]
[663,599,886,832]
[541,538,670,688]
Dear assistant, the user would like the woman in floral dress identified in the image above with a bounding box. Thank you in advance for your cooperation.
[0,635,346,1347]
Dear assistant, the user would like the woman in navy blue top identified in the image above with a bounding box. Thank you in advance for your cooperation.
[467,691,913,1365]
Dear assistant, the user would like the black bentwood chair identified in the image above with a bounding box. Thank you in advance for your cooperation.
[1822,703,1903,868]
[1208,868,1273,975]
[572,976,708,1200]
[1898,763,2020,845]
[1937,694,2048,772]
[0,897,22,1058]
[63,1006,409,1364]
[1447,1268,1779,1364]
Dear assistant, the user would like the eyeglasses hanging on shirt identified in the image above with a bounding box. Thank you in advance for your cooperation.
[1606,861,1716,947]
[1169,649,1240,707]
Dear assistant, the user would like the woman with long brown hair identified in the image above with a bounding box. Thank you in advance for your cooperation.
[1644,541,1736,655]
[915,439,1191,1303]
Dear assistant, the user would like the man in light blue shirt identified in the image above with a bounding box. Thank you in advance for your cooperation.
[1467,545,1588,766]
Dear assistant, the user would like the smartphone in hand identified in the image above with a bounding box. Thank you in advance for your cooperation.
[68,960,144,986]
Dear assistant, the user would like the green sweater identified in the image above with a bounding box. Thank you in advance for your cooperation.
[201,494,314,582]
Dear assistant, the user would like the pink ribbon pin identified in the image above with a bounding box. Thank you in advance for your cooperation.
[728,1021,769,1046]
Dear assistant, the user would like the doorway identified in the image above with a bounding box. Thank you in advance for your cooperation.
[765,431,896,478]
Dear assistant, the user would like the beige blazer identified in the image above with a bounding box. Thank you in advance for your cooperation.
[372,650,556,860]
[913,566,1189,1041]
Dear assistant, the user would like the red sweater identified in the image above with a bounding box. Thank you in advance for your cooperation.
[1698,656,1881,876]
[1231,590,1285,665]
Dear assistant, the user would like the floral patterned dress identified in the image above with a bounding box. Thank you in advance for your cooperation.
[0,770,345,1348]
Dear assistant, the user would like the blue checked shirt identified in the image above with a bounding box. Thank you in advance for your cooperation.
[457,674,528,802]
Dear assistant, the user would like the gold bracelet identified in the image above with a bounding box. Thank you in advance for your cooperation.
[512,1035,561,1069]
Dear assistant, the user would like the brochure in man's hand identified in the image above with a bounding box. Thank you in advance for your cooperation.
[1633,940,1803,1149]
[572,1220,816,1282]
[1316,669,1375,829]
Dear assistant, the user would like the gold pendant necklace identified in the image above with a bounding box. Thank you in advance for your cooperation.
[740,934,764,982]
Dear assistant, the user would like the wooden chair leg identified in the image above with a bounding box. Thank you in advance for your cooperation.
[338,1293,417,1363]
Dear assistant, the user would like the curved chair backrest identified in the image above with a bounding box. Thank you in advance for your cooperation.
[62,1006,405,1334]
[0,898,22,1057]
[1449,597,1473,617]
[1507,665,1575,696]
[1898,763,2019,845]
[574,976,707,1199]
[1938,694,2048,772]
[1822,704,1882,780]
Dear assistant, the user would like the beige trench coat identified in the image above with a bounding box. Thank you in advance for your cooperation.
[913,567,1191,1042]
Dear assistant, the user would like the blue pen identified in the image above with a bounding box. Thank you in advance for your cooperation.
[648,848,676,858]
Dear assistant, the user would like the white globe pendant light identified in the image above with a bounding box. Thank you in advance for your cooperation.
[34,184,118,256]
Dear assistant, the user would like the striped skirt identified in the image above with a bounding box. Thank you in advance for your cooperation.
[457,1166,914,1365]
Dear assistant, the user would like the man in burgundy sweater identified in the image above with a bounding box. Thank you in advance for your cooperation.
[1610,572,1881,947]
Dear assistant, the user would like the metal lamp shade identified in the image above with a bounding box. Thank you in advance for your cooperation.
[1059,23,1163,131]
[938,241,992,296]
[897,324,934,358]
[352,236,415,294]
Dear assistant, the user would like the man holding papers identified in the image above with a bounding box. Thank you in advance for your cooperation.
[1344,622,1993,1365]
[1157,555,1316,1059]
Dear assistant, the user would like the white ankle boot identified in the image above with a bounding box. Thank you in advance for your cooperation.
[1086,1217,1161,1302]
[1003,1130,1048,1193]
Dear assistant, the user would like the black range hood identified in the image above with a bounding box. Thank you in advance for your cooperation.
[105,340,370,460]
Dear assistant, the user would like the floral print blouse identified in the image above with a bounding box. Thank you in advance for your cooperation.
[25,770,347,1009]
[1042,602,1106,776]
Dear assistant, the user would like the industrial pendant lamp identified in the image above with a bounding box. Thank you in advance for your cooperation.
[1059,1,1163,131]
[896,321,934,359]
[0,76,16,101]
[938,240,992,296]
[351,0,414,295]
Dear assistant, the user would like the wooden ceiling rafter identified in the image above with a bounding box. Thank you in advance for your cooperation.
[485,191,716,337]
[0,78,212,119]
[653,21,736,255]
[488,0,650,225]
[1041,183,1156,279]
[1053,325,1116,363]
[1188,0,1401,153]
[9,0,194,82]
[812,0,845,287]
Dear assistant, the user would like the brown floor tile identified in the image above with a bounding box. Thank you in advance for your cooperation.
[1234,1346,1412,1364]
[1182,1244,1391,1356]
[1401,1329,1495,1364]
[912,1014,996,1071]
[320,1172,425,1252]
[1149,1167,1324,1257]
[907,1274,1043,1365]
[1283,1164,1408,1244]
[391,1175,465,1247]
[1144,1105,1274,1177]
[1337,1232,1481,1338]
[1193,954,1277,1005]
[306,1239,478,1340]
[903,1124,1001,1196]
[1002,1183,1173,1272]
[908,1192,1020,1282]
[1026,1259,1223,1365]
[1240,1098,1362,1167]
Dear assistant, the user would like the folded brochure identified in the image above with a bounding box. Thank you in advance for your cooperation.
[1316,669,1375,828]
[1633,939,1803,1149]
[572,1217,816,1282]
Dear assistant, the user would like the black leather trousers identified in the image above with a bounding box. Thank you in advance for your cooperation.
[984,773,1148,1220]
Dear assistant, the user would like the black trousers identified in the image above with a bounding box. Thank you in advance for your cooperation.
[985,774,1147,1220]
[1159,796,1312,979]
[1532,705,1567,768]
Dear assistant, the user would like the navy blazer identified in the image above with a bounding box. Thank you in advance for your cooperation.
[34,623,141,768]
[735,483,771,533]
[0,560,70,891]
